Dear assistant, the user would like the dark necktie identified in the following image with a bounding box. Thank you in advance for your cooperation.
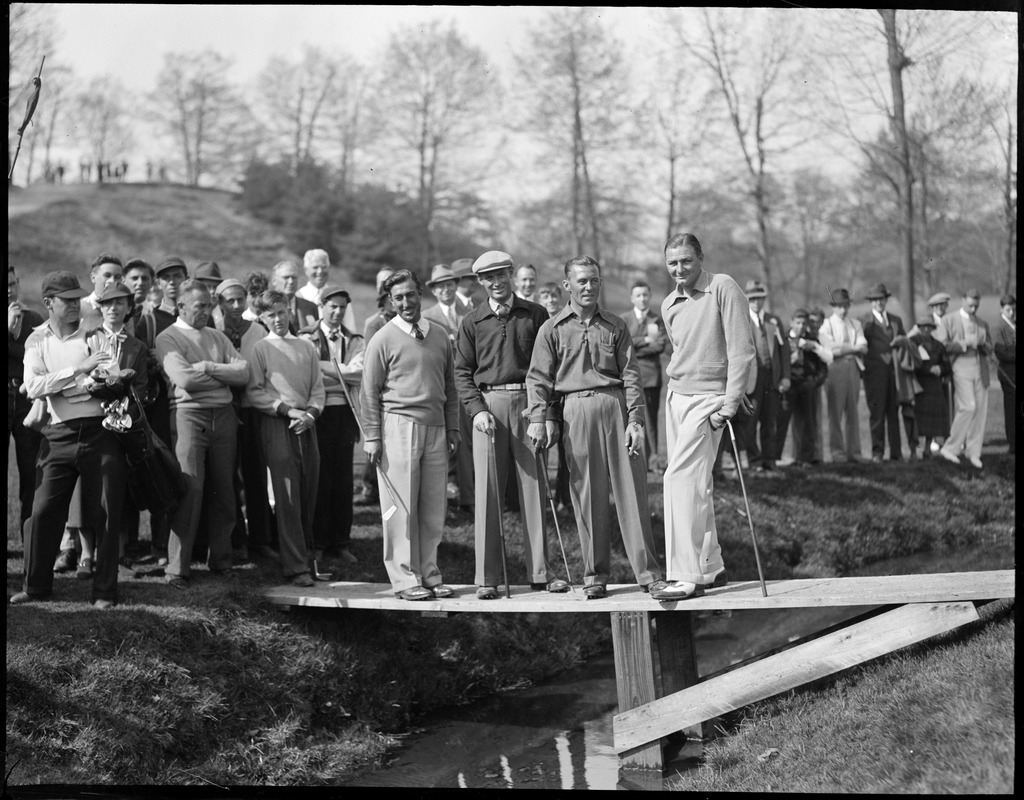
[412,323,424,341]
[495,303,510,319]
[328,329,339,342]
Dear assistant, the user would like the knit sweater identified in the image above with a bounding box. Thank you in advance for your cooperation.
[359,318,459,441]
[155,321,249,409]
[661,269,755,418]
[246,334,325,416]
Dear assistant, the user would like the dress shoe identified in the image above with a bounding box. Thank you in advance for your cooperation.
[703,568,729,590]
[642,580,670,595]
[76,558,94,580]
[232,547,250,562]
[9,591,48,605]
[338,547,358,564]
[165,575,189,589]
[531,579,570,593]
[92,599,117,610]
[583,584,607,600]
[476,586,499,600]
[118,557,139,579]
[431,584,456,599]
[396,585,433,601]
[967,456,983,469]
[290,572,315,588]
[938,447,961,465]
[651,580,704,601]
[53,549,78,574]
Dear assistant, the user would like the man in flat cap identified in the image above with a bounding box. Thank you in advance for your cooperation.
[271,259,318,334]
[10,272,124,608]
[456,250,568,599]
[859,282,911,461]
[526,255,665,600]
[360,269,461,601]
[300,284,364,565]
[935,289,993,468]
[740,279,790,471]
[156,278,249,587]
[298,249,358,333]
[818,288,868,462]
[424,264,474,510]
[993,294,1015,455]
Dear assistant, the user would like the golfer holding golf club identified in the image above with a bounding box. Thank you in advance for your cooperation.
[360,270,461,601]
[526,255,666,600]
[653,233,756,601]
[453,250,569,600]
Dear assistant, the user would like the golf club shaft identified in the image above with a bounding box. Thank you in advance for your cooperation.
[489,431,512,598]
[537,447,575,591]
[726,420,768,597]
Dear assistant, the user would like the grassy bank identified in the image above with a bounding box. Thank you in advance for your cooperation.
[6,442,1014,788]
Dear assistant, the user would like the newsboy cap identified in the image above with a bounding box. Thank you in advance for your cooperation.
[865,282,891,300]
[41,271,89,299]
[214,278,247,298]
[927,292,951,307]
[318,284,350,304]
[156,256,188,276]
[472,251,515,275]
[744,279,768,298]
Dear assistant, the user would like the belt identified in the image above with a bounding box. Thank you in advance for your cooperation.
[481,383,526,392]
[562,386,621,398]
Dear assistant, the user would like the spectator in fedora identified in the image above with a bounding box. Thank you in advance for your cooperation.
[740,279,790,471]
[423,263,474,511]
[818,288,868,462]
[993,294,1015,455]
[777,309,831,468]
[859,282,909,462]
[452,259,482,310]
[935,289,993,469]
[909,314,951,458]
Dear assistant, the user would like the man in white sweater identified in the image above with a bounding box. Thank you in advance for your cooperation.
[360,269,461,601]
[155,280,249,588]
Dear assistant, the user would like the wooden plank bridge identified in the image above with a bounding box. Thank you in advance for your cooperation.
[266,570,1014,774]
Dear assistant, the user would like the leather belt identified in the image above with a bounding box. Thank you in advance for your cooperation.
[481,383,526,391]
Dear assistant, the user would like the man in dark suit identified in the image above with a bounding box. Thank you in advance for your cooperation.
[271,259,318,334]
[860,282,910,462]
[620,280,668,470]
[8,266,45,531]
[422,264,474,510]
[993,294,1015,455]
[740,279,790,471]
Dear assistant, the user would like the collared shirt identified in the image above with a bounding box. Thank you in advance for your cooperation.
[1001,313,1016,333]
[526,300,644,425]
[23,322,106,422]
[392,315,425,340]
[872,309,890,329]
[454,294,553,420]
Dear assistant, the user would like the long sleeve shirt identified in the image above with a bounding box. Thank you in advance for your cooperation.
[660,270,755,418]
[359,318,459,441]
[23,323,105,422]
[526,300,645,425]
[155,319,249,410]
[818,314,867,365]
[454,295,555,420]
[246,333,325,417]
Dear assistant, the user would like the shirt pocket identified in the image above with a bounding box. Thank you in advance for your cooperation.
[595,338,618,373]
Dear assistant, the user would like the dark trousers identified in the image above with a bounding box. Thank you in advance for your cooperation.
[8,389,42,529]
[740,362,780,467]
[643,385,661,465]
[22,418,125,601]
[312,404,359,552]
[778,385,819,463]
[999,376,1015,453]
[144,394,173,554]
[238,406,276,550]
[863,365,901,459]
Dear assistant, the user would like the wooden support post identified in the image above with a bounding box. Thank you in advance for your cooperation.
[610,610,662,770]
[613,601,980,754]
[654,611,702,742]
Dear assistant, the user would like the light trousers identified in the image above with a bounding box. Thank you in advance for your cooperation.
[946,360,989,460]
[826,357,862,459]
[664,393,726,585]
[379,413,448,592]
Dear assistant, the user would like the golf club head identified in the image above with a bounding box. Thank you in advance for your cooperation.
[382,504,397,522]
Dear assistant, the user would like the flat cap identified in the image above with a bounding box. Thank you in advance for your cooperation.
[472,251,515,275]
[156,256,188,276]
[41,271,89,299]
[214,278,246,297]
[927,292,951,307]
[792,308,810,319]
[426,264,458,286]
[318,284,350,304]
[96,282,133,303]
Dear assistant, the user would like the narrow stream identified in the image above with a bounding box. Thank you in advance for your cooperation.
[341,603,865,790]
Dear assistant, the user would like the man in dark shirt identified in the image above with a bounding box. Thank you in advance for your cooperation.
[8,266,45,532]
[454,251,568,599]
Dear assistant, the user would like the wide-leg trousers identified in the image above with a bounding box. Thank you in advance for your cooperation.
[312,404,358,553]
[946,360,989,461]
[664,393,726,585]
[262,416,319,578]
[562,388,661,588]
[826,357,863,459]
[379,413,448,592]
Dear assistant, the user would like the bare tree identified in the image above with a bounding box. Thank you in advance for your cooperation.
[670,7,807,304]
[988,89,1017,294]
[9,3,56,180]
[149,50,252,186]
[371,20,499,270]
[515,8,635,264]
[323,56,370,197]
[74,76,133,174]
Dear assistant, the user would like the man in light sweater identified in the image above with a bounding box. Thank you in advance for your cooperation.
[248,290,326,587]
[360,269,461,601]
[652,233,755,602]
[156,279,249,588]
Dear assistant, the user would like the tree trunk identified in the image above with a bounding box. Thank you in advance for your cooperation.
[1003,115,1016,295]
[880,9,916,321]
